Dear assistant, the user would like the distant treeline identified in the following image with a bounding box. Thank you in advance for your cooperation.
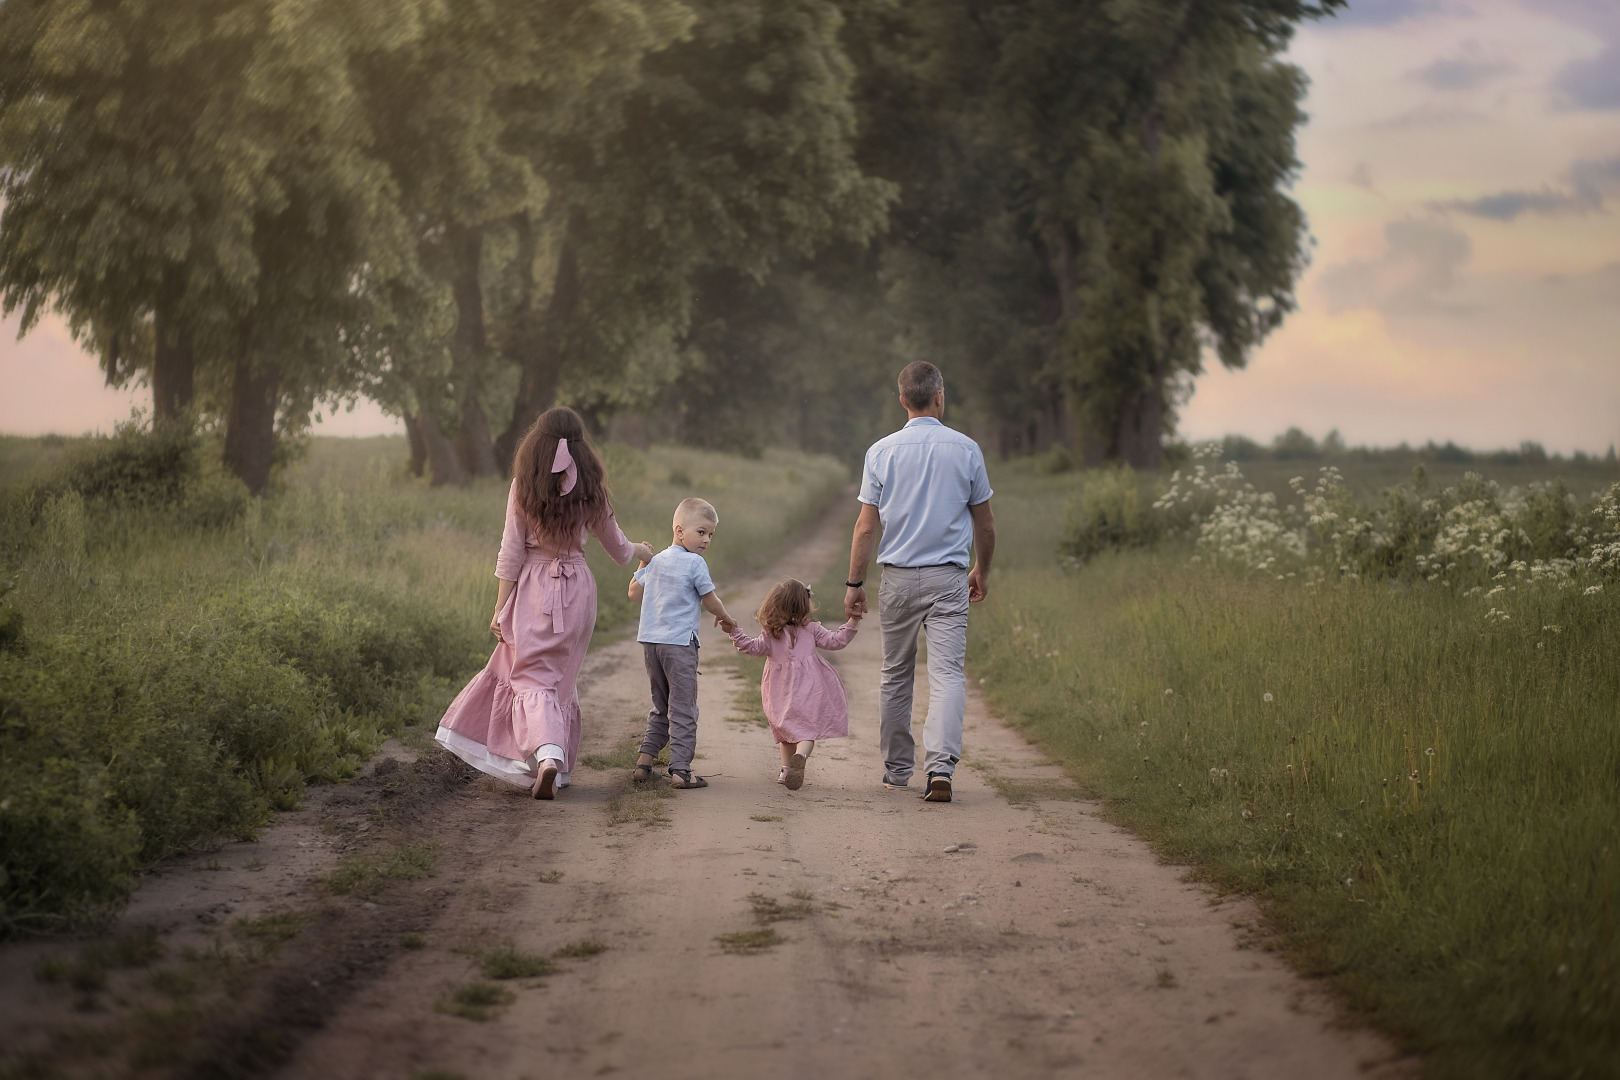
[1206,427,1620,467]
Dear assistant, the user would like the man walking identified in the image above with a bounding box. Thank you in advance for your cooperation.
[844,361,995,803]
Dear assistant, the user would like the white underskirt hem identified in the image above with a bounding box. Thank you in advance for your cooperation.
[434,726,572,789]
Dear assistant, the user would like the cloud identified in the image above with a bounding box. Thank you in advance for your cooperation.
[1438,154,1620,219]
[1318,219,1473,314]
[1554,46,1620,110]
[1367,102,1493,130]
[1320,0,1444,29]
[1412,50,1515,91]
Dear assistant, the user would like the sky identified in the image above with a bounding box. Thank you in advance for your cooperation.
[1177,0,1620,454]
[1,0,1617,452]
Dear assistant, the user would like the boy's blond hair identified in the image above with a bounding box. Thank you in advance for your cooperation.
[673,497,717,528]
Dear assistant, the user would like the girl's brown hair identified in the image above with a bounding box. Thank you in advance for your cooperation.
[756,578,815,641]
[511,406,611,541]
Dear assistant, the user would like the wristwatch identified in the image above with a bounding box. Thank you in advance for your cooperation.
[845,580,864,589]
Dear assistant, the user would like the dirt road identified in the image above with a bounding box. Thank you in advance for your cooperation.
[1,498,1407,1079]
[285,501,1403,1080]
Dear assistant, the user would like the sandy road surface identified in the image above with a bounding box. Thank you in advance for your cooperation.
[275,500,1405,1080]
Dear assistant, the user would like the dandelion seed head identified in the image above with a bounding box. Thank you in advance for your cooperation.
[1263,692,1274,703]
[1241,808,1253,819]
[1424,747,1434,756]
[1163,688,1174,697]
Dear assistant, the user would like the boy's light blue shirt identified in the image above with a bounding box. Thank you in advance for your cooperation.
[634,545,716,646]
[859,417,993,569]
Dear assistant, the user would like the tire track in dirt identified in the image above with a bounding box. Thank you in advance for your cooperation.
[275,497,1410,1080]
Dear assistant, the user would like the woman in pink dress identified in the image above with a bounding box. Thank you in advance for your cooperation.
[435,407,653,799]
[729,578,861,790]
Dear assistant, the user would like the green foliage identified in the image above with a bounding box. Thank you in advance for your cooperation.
[977,464,1620,1078]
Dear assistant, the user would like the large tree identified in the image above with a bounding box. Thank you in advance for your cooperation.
[350,0,692,484]
[0,0,413,491]
[491,0,895,468]
[696,0,1340,468]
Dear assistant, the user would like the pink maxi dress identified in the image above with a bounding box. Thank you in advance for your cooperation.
[435,481,636,787]
[729,621,860,743]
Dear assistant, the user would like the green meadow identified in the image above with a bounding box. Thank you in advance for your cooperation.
[973,456,1619,1080]
[0,430,843,935]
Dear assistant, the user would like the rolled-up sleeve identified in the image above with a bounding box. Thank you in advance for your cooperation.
[494,481,527,581]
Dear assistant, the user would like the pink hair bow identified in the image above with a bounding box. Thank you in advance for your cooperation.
[552,437,578,496]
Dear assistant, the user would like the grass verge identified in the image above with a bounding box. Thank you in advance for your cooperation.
[972,463,1620,1080]
[1,432,844,935]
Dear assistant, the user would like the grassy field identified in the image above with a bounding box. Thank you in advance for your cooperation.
[971,456,1620,1079]
[0,431,845,935]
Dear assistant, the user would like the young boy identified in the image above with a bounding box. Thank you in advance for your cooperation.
[628,497,737,789]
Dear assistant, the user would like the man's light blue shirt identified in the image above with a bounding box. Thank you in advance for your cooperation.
[634,545,715,646]
[859,417,993,568]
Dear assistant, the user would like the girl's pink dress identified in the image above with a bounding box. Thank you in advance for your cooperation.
[729,621,859,743]
[435,481,635,787]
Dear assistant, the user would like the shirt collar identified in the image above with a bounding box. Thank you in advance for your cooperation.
[903,416,943,428]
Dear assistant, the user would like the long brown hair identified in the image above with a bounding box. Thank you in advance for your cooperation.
[511,407,611,541]
[756,578,815,641]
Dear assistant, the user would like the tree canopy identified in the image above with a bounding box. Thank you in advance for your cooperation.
[1,0,1345,485]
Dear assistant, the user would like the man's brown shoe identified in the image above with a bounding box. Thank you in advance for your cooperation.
[923,773,952,802]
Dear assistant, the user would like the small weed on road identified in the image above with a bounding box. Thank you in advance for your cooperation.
[435,981,515,1021]
[716,928,785,955]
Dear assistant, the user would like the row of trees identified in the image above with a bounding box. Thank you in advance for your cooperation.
[1,0,1344,490]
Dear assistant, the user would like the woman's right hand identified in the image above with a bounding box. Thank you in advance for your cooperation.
[632,540,655,564]
[489,611,504,643]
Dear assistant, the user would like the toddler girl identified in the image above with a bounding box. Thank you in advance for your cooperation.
[729,579,859,790]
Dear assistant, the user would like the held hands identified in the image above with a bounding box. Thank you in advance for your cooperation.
[844,585,867,621]
[715,614,739,634]
[631,540,655,565]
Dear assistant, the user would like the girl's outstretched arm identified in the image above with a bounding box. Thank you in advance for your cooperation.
[729,626,771,657]
[811,620,859,651]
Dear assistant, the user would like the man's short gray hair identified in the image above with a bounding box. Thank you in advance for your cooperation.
[898,361,944,411]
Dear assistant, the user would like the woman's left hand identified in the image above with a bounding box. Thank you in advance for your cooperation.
[632,540,655,564]
[489,611,504,642]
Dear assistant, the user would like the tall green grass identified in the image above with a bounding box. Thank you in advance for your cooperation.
[972,464,1619,1080]
[0,431,844,935]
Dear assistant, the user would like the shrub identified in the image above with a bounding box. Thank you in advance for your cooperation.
[1061,466,1160,562]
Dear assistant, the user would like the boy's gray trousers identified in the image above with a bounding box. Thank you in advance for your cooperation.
[640,640,700,772]
[878,565,969,783]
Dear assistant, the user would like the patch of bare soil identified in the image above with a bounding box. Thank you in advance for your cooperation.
[1,496,1412,1080]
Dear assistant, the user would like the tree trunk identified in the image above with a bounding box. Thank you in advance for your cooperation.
[151,310,194,425]
[458,397,498,478]
[496,211,582,471]
[223,341,280,495]
[450,225,499,477]
[403,412,427,477]
[1116,383,1163,471]
[418,405,469,487]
